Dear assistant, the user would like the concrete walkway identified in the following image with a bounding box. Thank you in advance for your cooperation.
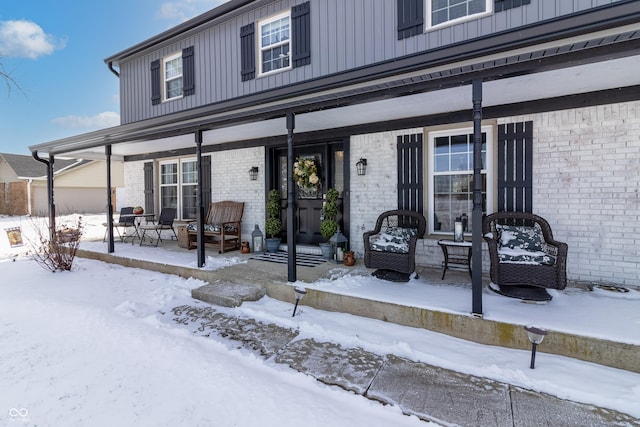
[166,303,639,426]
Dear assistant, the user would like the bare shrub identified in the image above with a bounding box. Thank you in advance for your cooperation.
[30,217,84,272]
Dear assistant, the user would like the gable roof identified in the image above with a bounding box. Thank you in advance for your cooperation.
[0,153,87,179]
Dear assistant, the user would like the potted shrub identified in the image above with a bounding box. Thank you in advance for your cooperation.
[264,189,282,253]
[319,188,340,259]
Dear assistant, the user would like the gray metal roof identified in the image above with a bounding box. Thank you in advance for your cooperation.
[0,153,87,179]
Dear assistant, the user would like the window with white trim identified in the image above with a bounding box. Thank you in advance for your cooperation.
[163,53,183,101]
[428,125,493,235]
[428,0,492,29]
[160,158,197,220]
[258,11,291,75]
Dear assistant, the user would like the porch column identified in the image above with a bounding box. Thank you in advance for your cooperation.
[195,129,206,268]
[471,79,483,317]
[32,151,56,241]
[105,144,115,253]
[286,112,297,282]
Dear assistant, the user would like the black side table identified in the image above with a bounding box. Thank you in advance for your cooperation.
[437,239,472,280]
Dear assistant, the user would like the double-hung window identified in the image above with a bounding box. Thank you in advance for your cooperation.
[163,53,183,101]
[159,158,197,220]
[428,125,493,235]
[258,12,291,75]
[429,0,492,28]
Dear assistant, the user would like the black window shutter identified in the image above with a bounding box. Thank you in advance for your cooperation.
[182,46,195,96]
[497,121,533,212]
[397,134,424,213]
[201,155,212,208]
[150,60,161,105]
[291,1,311,68]
[240,23,256,81]
[397,0,423,40]
[495,0,531,13]
[143,162,154,213]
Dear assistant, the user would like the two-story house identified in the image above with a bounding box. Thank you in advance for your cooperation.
[30,0,640,291]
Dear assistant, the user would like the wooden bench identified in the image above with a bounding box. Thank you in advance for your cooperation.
[187,201,244,253]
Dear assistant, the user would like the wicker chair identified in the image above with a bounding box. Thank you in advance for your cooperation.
[363,210,426,275]
[482,211,568,290]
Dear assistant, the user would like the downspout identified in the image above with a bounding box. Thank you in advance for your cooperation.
[27,179,32,216]
[107,61,120,78]
[32,151,55,241]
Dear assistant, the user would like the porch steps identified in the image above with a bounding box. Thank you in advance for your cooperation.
[278,243,322,256]
[75,247,640,374]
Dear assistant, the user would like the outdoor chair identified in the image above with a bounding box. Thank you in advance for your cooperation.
[482,211,568,298]
[363,209,426,276]
[187,201,244,253]
[139,207,177,246]
[102,206,135,242]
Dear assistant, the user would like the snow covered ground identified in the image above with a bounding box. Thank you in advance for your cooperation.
[1,213,639,426]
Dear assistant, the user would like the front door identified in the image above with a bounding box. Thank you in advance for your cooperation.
[273,143,344,245]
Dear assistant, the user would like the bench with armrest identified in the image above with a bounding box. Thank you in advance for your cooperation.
[482,211,568,290]
[186,201,244,253]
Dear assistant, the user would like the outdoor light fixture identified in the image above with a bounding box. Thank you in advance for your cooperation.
[292,286,307,317]
[524,325,548,369]
[251,224,263,253]
[356,158,367,176]
[249,166,258,181]
[329,228,348,263]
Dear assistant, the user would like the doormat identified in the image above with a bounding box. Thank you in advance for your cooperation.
[250,251,326,267]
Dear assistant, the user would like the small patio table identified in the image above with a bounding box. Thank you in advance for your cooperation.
[437,239,472,280]
[120,213,156,244]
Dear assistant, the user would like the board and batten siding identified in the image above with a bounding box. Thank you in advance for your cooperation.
[119,0,622,124]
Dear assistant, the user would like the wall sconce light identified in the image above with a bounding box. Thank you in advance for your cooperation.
[249,166,259,181]
[292,286,307,317]
[524,325,548,369]
[356,158,367,176]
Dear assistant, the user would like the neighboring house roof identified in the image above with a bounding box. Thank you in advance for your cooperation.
[0,153,87,179]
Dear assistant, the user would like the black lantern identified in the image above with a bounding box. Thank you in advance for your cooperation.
[356,158,367,176]
[524,325,548,369]
[249,166,259,181]
[329,228,348,263]
[251,224,263,253]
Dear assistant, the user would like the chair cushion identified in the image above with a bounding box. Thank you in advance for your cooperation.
[496,224,544,252]
[369,227,417,254]
[498,247,556,265]
[187,223,237,233]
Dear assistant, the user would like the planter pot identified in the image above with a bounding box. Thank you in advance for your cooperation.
[319,242,334,260]
[240,241,250,254]
[343,251,356,266]
[265,237,281,253]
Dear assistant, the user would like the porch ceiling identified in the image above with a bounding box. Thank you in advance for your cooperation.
[31,27,640,161]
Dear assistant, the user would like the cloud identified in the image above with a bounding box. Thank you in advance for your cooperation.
[51,111,120,129]
[0,20,64,59]
[157,0,230,24]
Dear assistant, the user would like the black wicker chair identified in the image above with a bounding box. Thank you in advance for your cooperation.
[363,210,426,275]
[482,211,568,290]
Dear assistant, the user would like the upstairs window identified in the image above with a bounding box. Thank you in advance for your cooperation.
[258,12,291,75]
[429,0,491,28]
[163,53,183,101]
[151,47,194,105]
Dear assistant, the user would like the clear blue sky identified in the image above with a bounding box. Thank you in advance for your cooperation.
[0,1,228,155]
